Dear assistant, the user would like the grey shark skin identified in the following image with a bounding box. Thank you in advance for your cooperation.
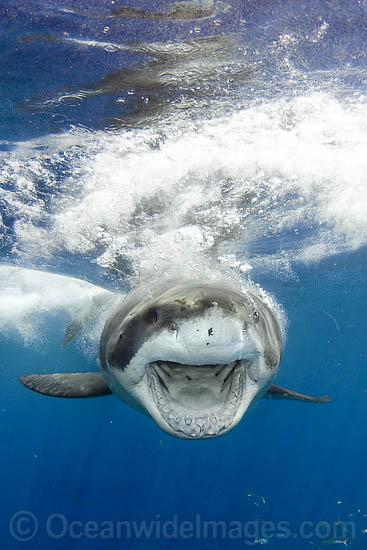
[20,280,331,440]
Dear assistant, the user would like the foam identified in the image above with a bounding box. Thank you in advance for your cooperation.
[0,266,115,344]
[2,87,367,285]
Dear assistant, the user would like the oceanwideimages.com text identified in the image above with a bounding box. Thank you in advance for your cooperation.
[9,511,356,544]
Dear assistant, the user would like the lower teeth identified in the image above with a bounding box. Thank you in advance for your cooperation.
[149,364,244,437]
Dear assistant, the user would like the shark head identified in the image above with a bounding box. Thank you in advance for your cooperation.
[100,280,283,439]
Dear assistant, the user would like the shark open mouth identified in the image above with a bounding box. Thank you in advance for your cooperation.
[148,360,250,438]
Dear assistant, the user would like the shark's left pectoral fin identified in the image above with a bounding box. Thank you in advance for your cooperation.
[20,372,112,398]
[265,384,331,403]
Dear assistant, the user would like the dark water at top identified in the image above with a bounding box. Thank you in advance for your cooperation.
[1,1,367,548]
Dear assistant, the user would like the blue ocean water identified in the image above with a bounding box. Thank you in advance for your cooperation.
[1,1,367,548]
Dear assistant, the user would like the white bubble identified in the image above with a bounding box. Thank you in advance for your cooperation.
[239,263,253,273]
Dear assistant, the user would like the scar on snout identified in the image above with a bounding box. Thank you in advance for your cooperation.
[175,298,186,305]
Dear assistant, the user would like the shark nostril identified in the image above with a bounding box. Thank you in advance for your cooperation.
[186,375,192,381]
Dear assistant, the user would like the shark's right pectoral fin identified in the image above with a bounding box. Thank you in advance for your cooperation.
[265,384,331,403]
[61,320,84,346]
[61,291,118,346]
[20,372,112,398]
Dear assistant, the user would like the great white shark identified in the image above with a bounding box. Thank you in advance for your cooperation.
[20,279,331,439]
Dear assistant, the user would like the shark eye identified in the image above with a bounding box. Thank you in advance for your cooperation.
[169,324,178,332]
[253,310,260,323]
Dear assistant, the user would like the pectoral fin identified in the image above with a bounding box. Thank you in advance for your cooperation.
[265,384,331,403]
[20,372,112,398]
[61,291,117,346]
[61,320,84,346]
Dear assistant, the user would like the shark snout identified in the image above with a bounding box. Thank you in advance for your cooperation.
[176,316,245,354]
